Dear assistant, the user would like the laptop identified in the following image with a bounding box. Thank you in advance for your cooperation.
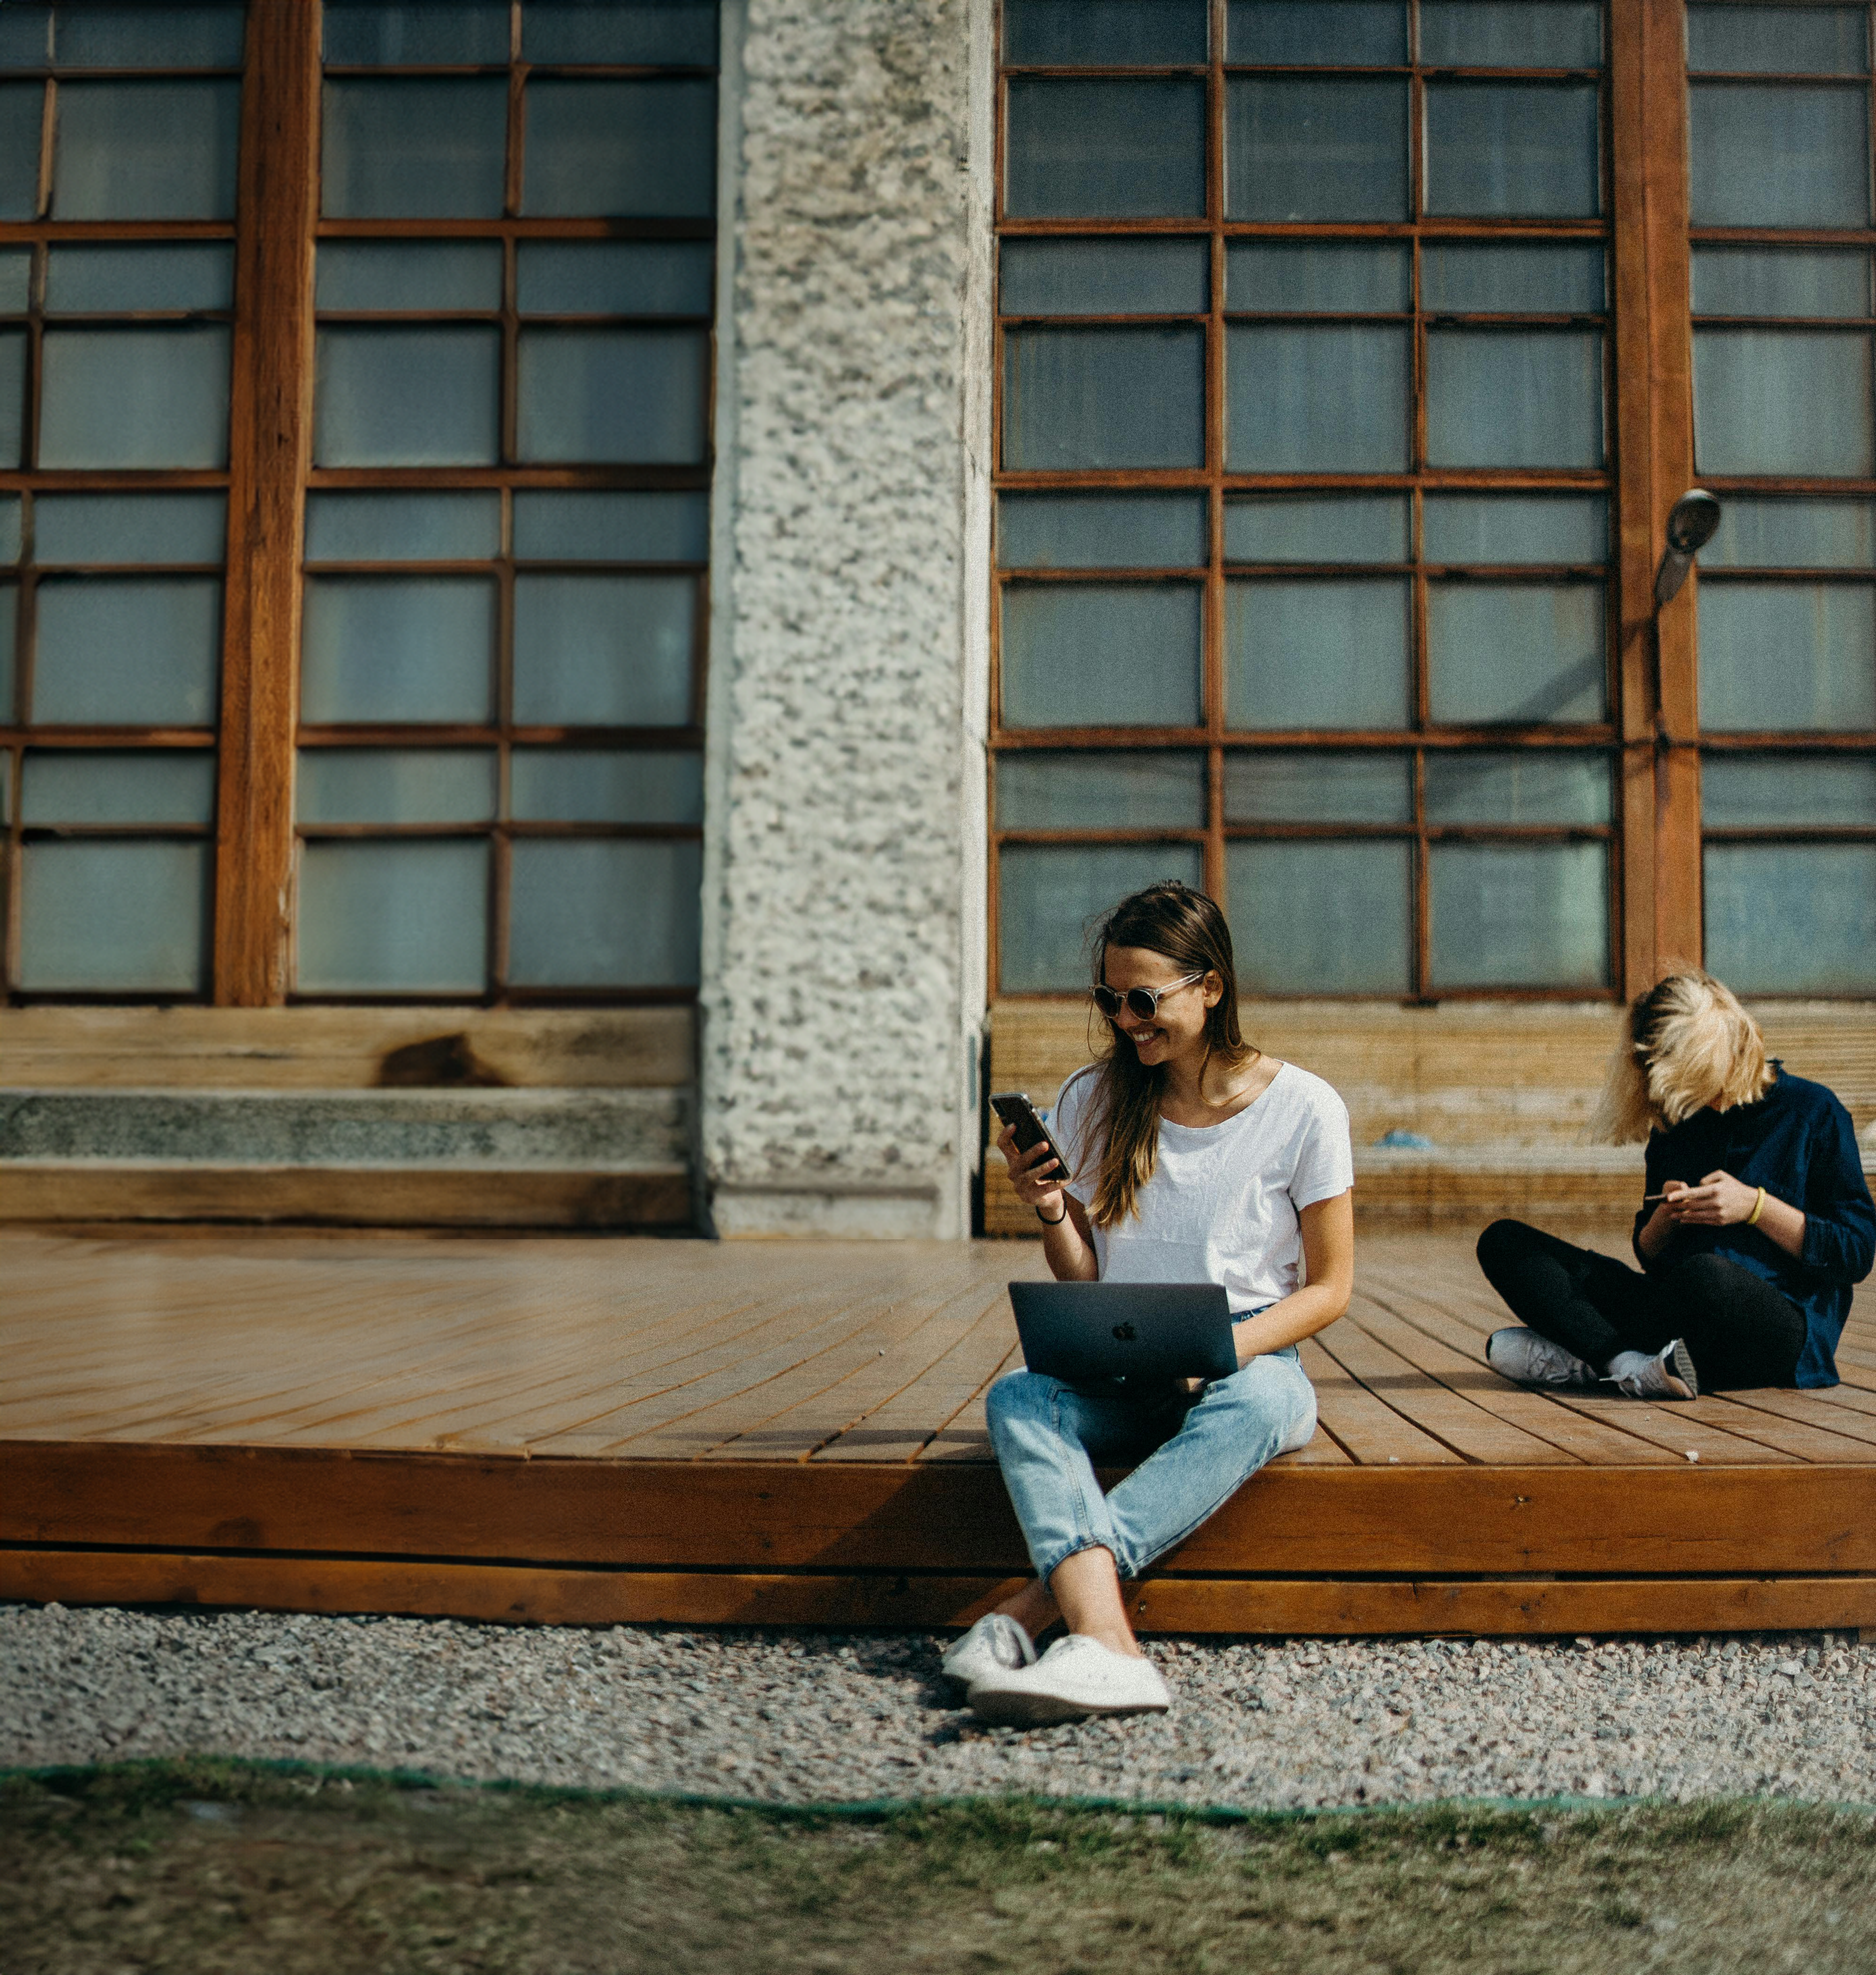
[1007,1281,1239,1385]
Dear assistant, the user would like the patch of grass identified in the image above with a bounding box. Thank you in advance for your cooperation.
[2,1762,1874,1974]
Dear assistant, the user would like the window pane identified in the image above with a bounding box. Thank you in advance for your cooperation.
[1422,493,1607,565]
[1229,324,1408,470]
[996,750,1205,828]
[1689,84,1869,228]
[47,242,234,314]
[512,573,696,726]
[517,241,715,317]
[21,750,217,825]
[1705,844,1876,993]
[1429,583,1605,724]
[1704,497,1876,570]
[1001,584,1202,728]
[510,748,704,824]
[1226,242,1410,313]
[516,327,708,464]
[1425,328,1604,467]
[0,83,35,221]
[321,80,507,220]
[305,493,502,564]
[1430,843,1607,988]
[0,329,23,466]
[1424,83,1599,218]
[1224,751,1411,823]
[52,3,246,67]
[0,11,45,66]
[18,840,208,992]
[53,80,238,219]
[0,584,13,717]
[0,498,20,563]
[301,578,496,724]
[314,326,500,467]
[1421,244,1604,314]
[39,326,230,468]
[1006,0,1209,64]
[522,79,716,218]
[1005,77,1206,219]
[1225,579,1410,728]
[324,0,512,65]
[508,839,702,988]
[295,750,497,826]
[1692,247,1868,320]
[34,578,220,724]
[315,242,503,314]
[1228,0,1406,62]
[1225,495,1408,565]
[1425,751,1610,823]
[999,493,1208,570]
[1228,840,1411,994]
[0,247,28,310]
[1000,238,1207,317]
[1419,1,1601,65]
[35,492,226,564]
[1687,5,1868,75]
[1697,583,1876,731]
[999,842,1204,992]
[1694,330,1872,478]
[513,490,710,564]
[1704,754,1876,825]
[1003,326,1204,469]
[523,1,720,65]
[296,840,488,995]
[1226,79,1408,222]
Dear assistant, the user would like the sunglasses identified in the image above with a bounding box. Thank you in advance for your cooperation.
[1090,972,1207,1021]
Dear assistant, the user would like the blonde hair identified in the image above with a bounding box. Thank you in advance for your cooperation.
[1593,969,1773,1144]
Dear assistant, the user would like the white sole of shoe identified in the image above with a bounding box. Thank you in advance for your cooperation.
[969,1687,1169,1727]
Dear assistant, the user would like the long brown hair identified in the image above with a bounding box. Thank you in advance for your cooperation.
[1592,968,1774,1144]
[1081,882,1256,1226]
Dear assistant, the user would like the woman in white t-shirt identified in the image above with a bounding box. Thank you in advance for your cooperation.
[943,881,1355,1726]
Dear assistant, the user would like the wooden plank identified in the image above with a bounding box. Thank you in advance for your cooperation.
[1297,1335,1464,1466]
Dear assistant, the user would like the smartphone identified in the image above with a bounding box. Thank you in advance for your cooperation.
[990,1091,1074,1184]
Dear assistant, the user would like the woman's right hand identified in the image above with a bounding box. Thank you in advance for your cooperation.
[998,1123,1065,1216]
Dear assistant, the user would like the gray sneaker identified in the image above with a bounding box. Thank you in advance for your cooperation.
[1606,1339,1699,1401]
[1486,1327,1598,1389]
[940,1613,1035,1692]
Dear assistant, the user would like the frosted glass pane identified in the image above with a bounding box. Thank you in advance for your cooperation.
[315,326,500,467]
[19,840,207,992]
[1228,841,1410,994]
[1430,844,1607,988]
[1226,242,1410,314]
[315,243,503,314]
[1001,584,1202,729]
[1226,79,1408,222]
[516,327,708,464]
[1424,83,1599,218]
[0,328,22,466]
[522,79,716,218]
[0,495,20,563]
[1225,579,1410,728]
[36,493,227,565]
[1228,324,1408,470]
[1705,845,1876,993]
[305,494,502,564]
[55,5,246,68]
[996,751,1205,828]
[1003,326,1204,470]
[1419,1,1602,65]
[1704,755,1876,826]
[518,242,714,317]
[0,582,14,716]
[1692,248,1868,319]
[1223,752,1411,823]
[21,750,216,825]
[1688,5,1867,74]
[999,843,1204,993]
[513,491,709,563]
[1689,84,1868,228]
[1225,496,1408,565]
[53,81,238,219]
[1425,328,1604,467]
[510,748,704,824]
[296,750,497,826]
[999,494,1208,569]
[1000,239,1208,317]
[1006,78,1206,219]
[34,578,220,725]
[523,1,719,65]
[324,1,511,65]
[301,578,496,724]
[321,81,507,219]
[0,248,27,311]
[1697,583,1876,731]
[1704,498,1876,569]
[1422,244,1604,315]
[39,326,230,467]
[1006,0,1209,63]
[512,573,696,725]
[1694,330,1871,478]
[1422,494,1607,565]
[297,841,488,995]
[0,83,38,221]
[509,840,703,988]
[1428,583,1605,723]
[46,243,234,314]
[1228,0,1406,62]
[1425,751,1610,823]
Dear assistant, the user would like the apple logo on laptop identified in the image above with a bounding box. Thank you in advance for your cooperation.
[1112,1323,1136,1342]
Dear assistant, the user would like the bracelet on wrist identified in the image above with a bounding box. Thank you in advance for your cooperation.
[1036,1202,1067,1226]
[1747,1185,1767,1227]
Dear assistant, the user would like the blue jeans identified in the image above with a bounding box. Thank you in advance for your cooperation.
[983,1346,1317,1584]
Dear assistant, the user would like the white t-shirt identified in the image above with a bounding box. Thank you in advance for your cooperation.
[1050,1061,1354,1314]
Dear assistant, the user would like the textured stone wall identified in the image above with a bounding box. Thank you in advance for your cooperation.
[700,0,991,1236]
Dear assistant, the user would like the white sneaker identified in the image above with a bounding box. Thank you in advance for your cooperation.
[1486,1327,1598,1389]
[968,1634,1171,1726]
[1606,1339,1699,1401]
[939,1613,1035,1691]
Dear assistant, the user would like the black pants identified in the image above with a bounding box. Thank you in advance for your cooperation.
[1475,1219,1805,1392]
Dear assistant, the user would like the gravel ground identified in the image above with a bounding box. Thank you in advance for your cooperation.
[5,1604,1875,1809]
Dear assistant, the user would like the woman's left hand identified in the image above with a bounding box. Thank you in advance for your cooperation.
[1662,1169,1762,1226]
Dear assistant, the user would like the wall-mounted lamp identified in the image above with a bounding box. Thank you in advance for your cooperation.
[1652,489,1723,610]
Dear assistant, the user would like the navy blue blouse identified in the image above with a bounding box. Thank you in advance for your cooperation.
[1632,1067,1876,1387]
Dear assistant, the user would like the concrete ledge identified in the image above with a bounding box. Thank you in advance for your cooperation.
[710,1182,948,1239]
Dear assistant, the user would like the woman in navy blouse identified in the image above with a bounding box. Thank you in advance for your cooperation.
[1477,970,1875,1399]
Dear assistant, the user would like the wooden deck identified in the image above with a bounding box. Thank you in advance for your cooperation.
[6,1226,1876,1638]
